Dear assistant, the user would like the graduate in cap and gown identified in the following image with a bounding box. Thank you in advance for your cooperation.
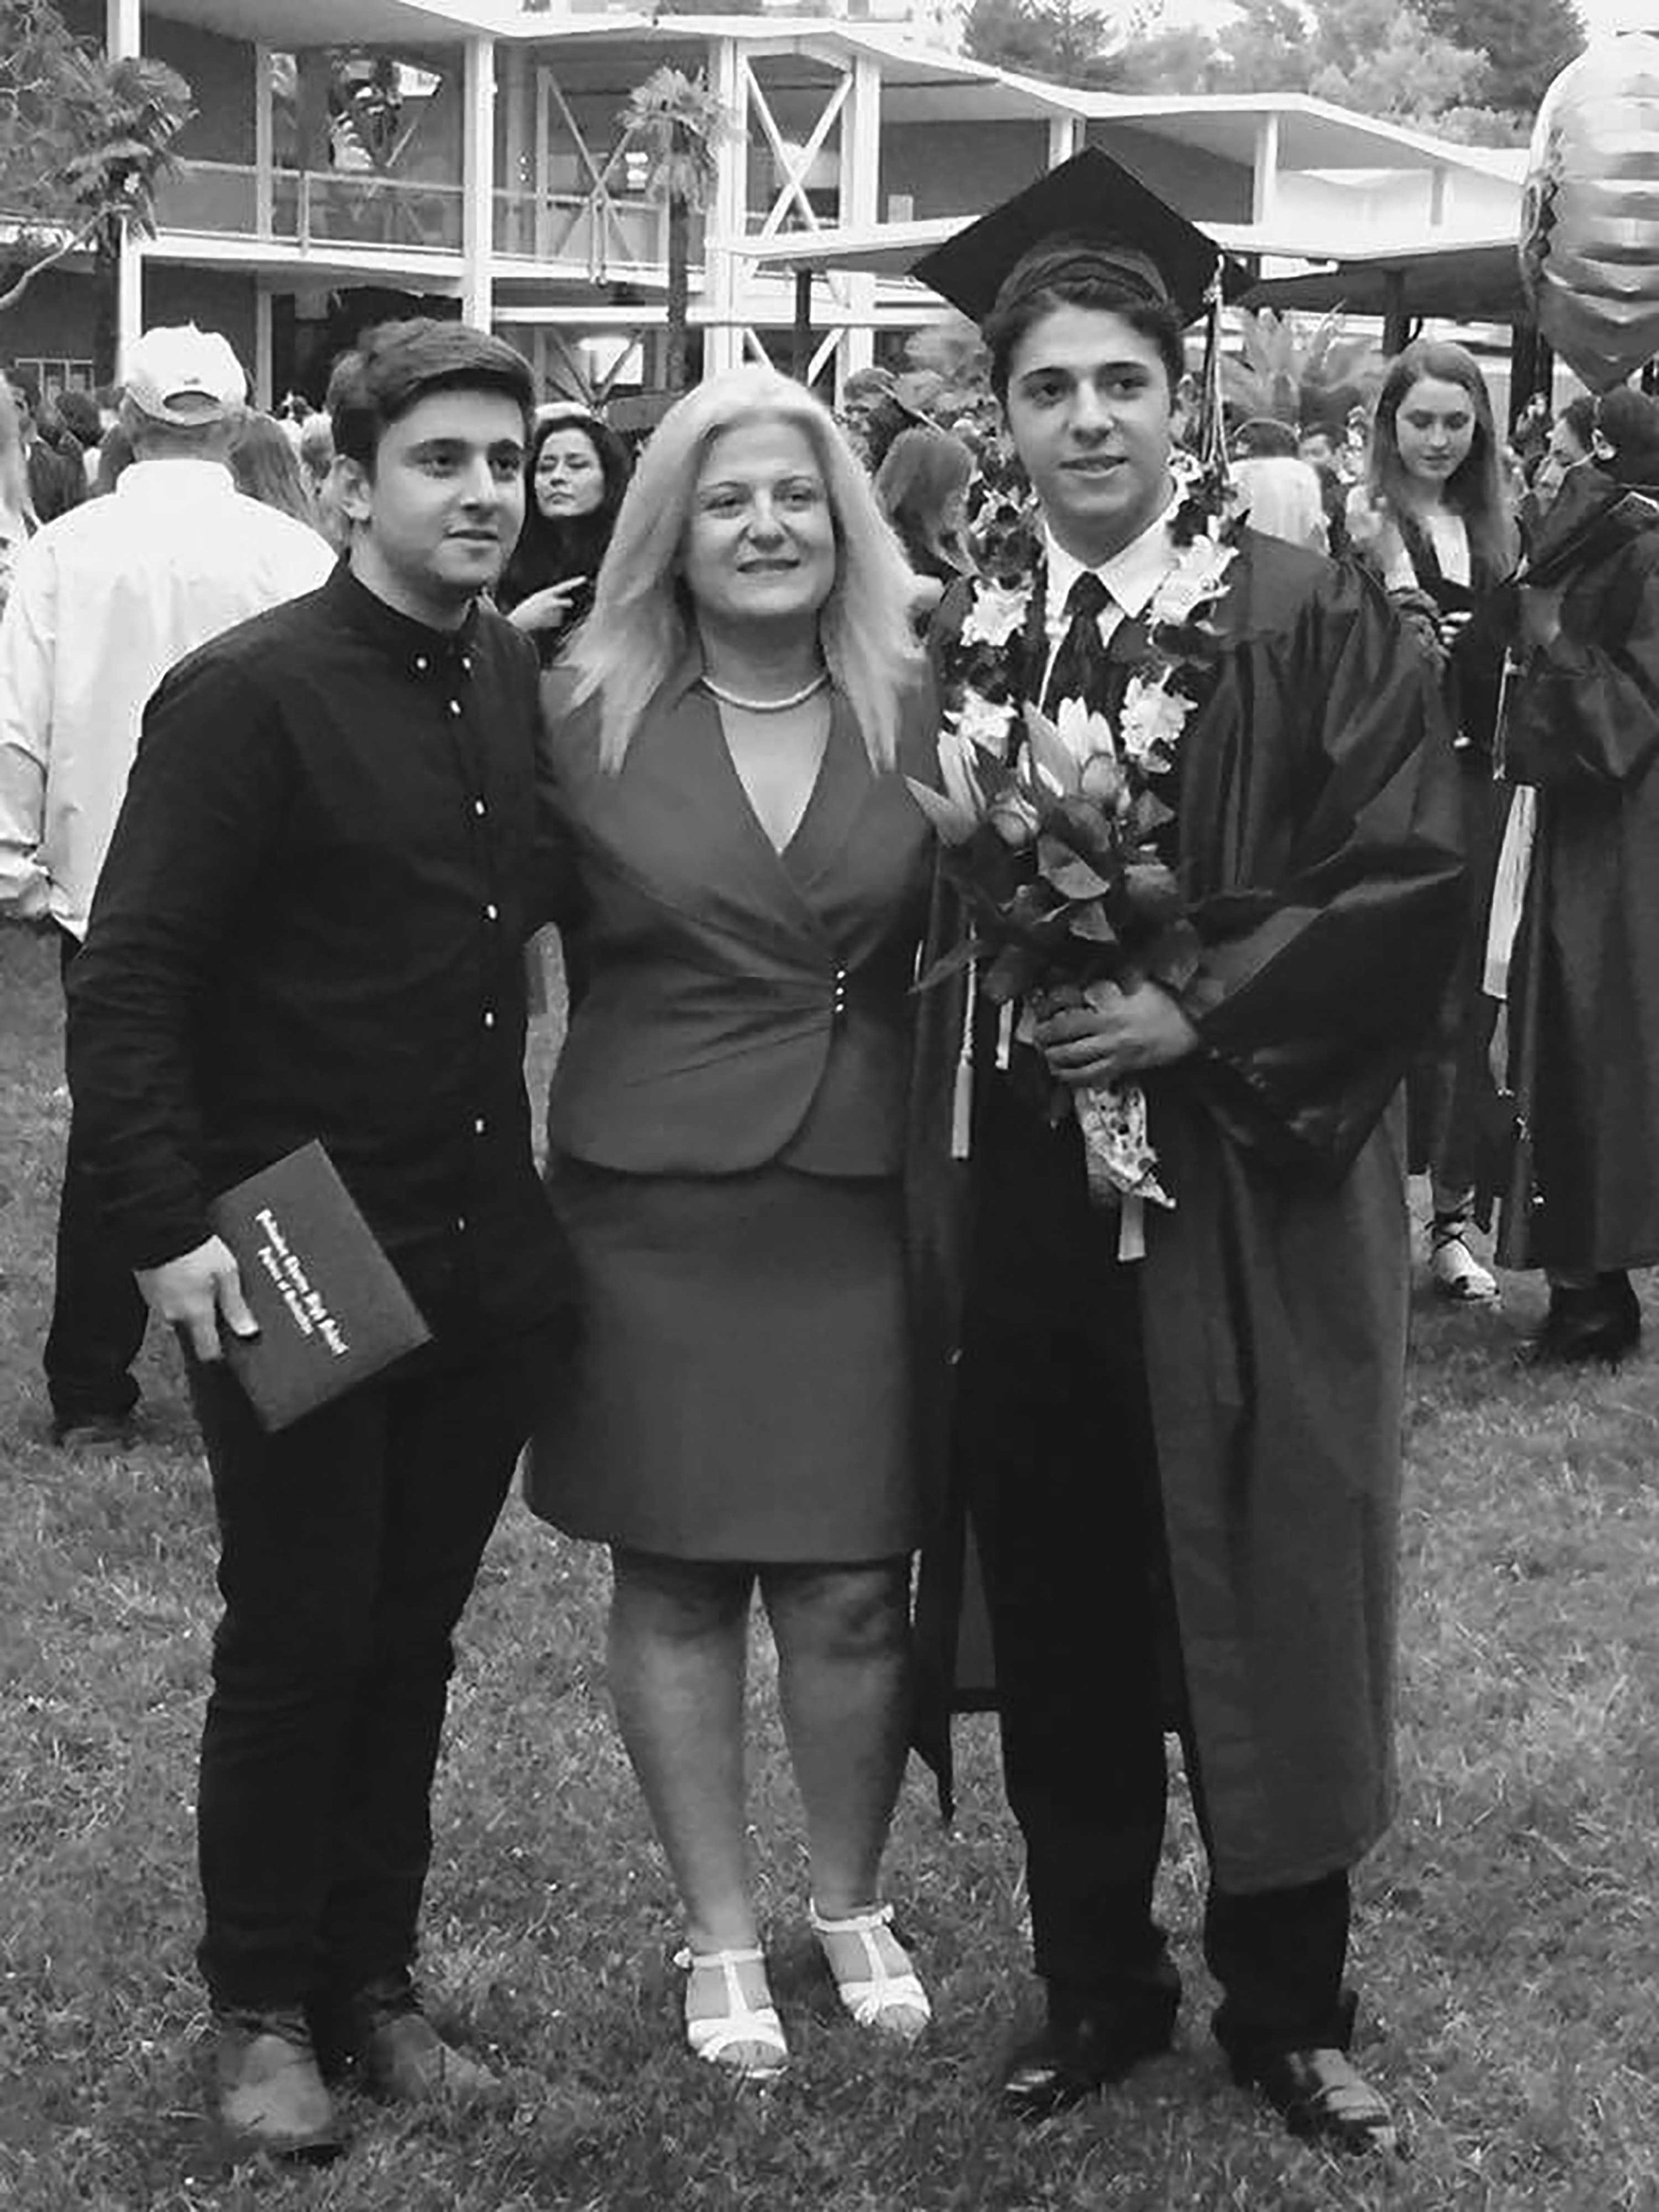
[905,151,1465,2154]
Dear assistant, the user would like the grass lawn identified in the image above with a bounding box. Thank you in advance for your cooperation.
[1,919,1656,2211]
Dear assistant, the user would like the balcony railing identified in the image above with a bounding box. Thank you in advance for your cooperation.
[492,187,679,271]
[153,161,466,256]
[153,161,713,275]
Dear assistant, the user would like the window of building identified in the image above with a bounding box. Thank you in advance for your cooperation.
[14,359,94,402]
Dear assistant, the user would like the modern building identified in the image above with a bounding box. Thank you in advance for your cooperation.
[4,0,1524,406]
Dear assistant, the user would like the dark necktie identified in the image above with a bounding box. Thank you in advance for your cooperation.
[1042,571,1114,718]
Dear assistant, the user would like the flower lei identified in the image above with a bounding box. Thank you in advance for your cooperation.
[945,456,1242,783]
[928,457,1244,1250]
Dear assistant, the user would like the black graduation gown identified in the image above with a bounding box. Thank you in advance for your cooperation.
[1495,476,1659,1273]
[908,528,1465,1893]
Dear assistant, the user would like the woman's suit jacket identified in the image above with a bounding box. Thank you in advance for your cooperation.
[543,658,935,1179]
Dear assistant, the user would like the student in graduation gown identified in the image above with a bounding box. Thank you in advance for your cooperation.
[528,367,936,2082]
[906,151,1465,2155]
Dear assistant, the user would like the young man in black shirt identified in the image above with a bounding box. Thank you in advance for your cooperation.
[67,321,573,2159]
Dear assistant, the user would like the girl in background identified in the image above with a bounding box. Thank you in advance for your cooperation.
[497,406,632,664]
[1350,340,1518,1301]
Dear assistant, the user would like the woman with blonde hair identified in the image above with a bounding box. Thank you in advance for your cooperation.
[0,380,37,617]
[530,365,935,2080]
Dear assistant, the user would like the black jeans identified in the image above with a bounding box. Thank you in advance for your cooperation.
[45,929,149,1427]
[960,1240,1352,2060]
[189,1322,561,2012]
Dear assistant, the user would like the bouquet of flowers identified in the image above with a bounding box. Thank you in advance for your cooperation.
[908,694,1200,1214]
[910,490,1238,1226]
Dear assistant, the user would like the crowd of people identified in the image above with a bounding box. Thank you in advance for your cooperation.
[1,143,1656,2174]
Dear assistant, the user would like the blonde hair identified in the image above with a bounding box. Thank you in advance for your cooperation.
[566,366,920,772]
[0,382,35,526]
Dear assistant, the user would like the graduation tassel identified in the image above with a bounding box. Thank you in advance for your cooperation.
[1196,261,1229,495]
[950,964,975,1160]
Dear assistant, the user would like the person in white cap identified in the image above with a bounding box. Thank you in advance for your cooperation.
[0,322,333,1449]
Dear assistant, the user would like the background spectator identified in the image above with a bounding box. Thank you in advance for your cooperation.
[230,411,322,530]
[1493,387,1659,1366]
[1350,338,1518,1303]
[5,370,86,522]
[1232,455,1329,552]
[0,380,36,617]
[54,389,104,489]
[496,405,631,664]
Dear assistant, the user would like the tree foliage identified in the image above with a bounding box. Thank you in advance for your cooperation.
[1112,0,1581,141]
[619,66,733,396]
[962,0,1129,90]
[1418,0,1584,117]
[0,0,192,317]
[1222,306,1384,429]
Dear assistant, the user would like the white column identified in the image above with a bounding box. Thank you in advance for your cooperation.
[835,53,881,387]
[462,35,496,329]
[1047,111,1082,168]
[254,46,273,235]
[106,0,139,55]
[1252,111,1280,230]
[502,46,528,256]
[253,282,273,407]
[703,37,746,379]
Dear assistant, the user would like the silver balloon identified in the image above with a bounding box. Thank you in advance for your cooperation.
[1520,30,1659,394]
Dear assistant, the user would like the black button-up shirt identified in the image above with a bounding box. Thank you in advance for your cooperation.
[67,561,574,1342]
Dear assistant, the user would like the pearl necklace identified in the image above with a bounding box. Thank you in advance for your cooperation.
[700,670,828,713]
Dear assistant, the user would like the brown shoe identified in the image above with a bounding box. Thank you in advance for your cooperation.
[210,2006,342,2162]
[353,1979,500,2104]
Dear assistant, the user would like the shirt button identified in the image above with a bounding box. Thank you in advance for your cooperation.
[460,654,472,675]
[448,699,463,717]
[473,798,486,818]
[484,902,498,922]
[413,655,429,674]
[473,1116,486,1136]
[455,1214,468,1234]
[483,1009,496,1029]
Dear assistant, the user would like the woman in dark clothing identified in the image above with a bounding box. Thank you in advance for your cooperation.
[1493,387,1659,1364]
[529,366,934,2081]
[496,406,631,663]
[1348,339,1518,1301]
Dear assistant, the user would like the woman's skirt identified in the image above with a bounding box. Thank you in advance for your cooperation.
[525,1158,917,1562]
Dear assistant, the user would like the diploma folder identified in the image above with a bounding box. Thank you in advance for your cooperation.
[207,1142,431,1432]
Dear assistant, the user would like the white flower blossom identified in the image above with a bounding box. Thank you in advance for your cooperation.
[1052,696,1116,772]
[1155,535,1236,626]
[961,581,1031,649]
[954,689,1017,755]
[1119,675,1194,769]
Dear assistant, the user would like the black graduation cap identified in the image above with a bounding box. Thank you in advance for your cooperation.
[912,147,1242,329]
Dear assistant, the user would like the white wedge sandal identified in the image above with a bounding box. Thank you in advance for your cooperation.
[809,1902,932,2041]
[672,1945,789,2081]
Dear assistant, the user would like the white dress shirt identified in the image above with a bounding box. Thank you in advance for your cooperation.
[0,457,333,936]
[1041,488,1183,703]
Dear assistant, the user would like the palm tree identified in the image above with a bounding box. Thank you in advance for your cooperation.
[1223,306,1383,435]
[1,2,192,376]
[618,66,730,395]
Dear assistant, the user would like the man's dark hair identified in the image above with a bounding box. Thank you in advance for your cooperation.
[327,319,535,471]
[7,367,40,417]
[1232,416,1299,460]
[55,388,102,446]
[983,249,1185,406]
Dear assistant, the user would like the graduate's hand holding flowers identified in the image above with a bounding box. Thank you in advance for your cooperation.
[1035,977,1199,1086]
